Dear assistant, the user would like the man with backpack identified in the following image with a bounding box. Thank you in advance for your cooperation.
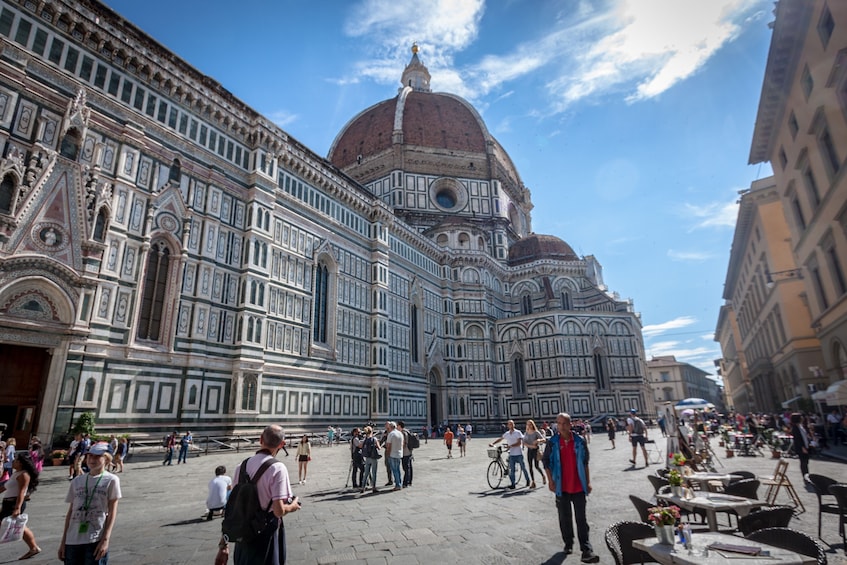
[350,428,364,489]
[626,409,649,467]
[398,421,417,487]
[215,425,301,565]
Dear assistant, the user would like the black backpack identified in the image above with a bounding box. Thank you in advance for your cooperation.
[406,431,420,450]
[221,457,277,543]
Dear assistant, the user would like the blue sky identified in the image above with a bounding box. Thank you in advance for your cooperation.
[103,0,775,376]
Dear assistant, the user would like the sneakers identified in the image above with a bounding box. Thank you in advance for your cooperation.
[530,481,536,489]
[385,481,393,486]
[508,484,516,489]
[581,550,599,563]
[564,546,573,555]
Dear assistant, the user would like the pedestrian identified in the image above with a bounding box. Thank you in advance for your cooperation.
[543,413,600,563]
[398,421,414,487]
[790,413,811,482]
[163,430,177,466]
[360,426,381,493]
[67,434,82,480]
[0,451,42,560]
[489,419,530,489]
[350,428,365,489]
[206,465,232,520]
[385,421,404,490]
[4,437,16,478]
[606,418,616,449]
[58,442,121,565]
[657,414,667,437]
[214,425,301,565]
[177,430,192,464]
[626,409,649,467]
[296,435,310,484]
[465,422,473,440]
[523,419,546,488]
[29,437,45,474]
[326,426,335,446]
[113,437,127,473]
[443,426,454,459]
[457,426,467,457]
[280,433,289,457]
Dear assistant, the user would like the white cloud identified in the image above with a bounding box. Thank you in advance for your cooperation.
[701,333,715,341]
[267,110,298,128]
[642,316,697,337]
[682,200,739,230]
[667,249,714,262]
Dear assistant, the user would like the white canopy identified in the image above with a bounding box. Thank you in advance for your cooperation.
[824,380,847,406]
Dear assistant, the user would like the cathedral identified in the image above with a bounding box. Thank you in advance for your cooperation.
[0,0,651,445]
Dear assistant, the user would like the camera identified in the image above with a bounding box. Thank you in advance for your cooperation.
[286,496,301,507]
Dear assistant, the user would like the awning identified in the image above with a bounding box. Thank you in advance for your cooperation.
[825,380,847,406]
[811,389,829,401]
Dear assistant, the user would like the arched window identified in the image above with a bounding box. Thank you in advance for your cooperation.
[0,174,15,213]
[410,304,419,363]
[93,208,108,241]
[188,385,198,404]
[512,357,526,398]
[241,374,257,411]
[594,352,607,389]
[313,263,329,343]
[561,291,571,310]
[60,127,82,160]
[169,158,181,183]
[83,377,96,402]
[137,240,171,341]
[521,294,533,315]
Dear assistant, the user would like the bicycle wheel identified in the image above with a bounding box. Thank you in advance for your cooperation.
[487,460,504,489]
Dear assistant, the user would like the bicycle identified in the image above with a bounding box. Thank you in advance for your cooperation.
[486,445,509,489]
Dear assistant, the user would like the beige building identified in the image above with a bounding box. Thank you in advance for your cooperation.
[717,177,826,411]
[646,356,723,410]
[741,0,847,403]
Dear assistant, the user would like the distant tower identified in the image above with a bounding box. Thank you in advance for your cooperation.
[400,43,431,92]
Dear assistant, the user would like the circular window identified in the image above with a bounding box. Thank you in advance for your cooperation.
[429,177,468,212]
[436,189,456,208]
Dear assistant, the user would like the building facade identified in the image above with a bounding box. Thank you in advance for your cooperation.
[0,0,650,446]
[646,356,723,410]
[716,0,847,413]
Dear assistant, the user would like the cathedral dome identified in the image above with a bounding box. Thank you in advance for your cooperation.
[508,234,579,266]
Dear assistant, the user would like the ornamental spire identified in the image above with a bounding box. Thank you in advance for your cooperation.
[400,42,431,93]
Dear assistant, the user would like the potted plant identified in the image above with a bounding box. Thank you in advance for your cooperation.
[49,449,68,466]
[667,469,684,496]
[763,429,782,458]
[647,505,681,545]
[669,452,686,468]
[720,428,734,457]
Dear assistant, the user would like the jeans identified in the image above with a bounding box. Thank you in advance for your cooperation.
[388,457,402,487]
[64,543,108,565]
[351,455,364,487]
[508,454,530,486]
[163,447,174,465]
[401,454,413,486]
[177,445,188,463]
[363,457,378,489]
[233,520,285,565]
[556,491,592,552]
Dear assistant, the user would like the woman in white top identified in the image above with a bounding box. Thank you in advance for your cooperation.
[522,420,546,489]
[0,451,42,559]
[296,436,311,484]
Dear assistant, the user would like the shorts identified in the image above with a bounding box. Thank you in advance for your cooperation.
[0,498,25,521]
[445,442,453,449]
[298,455,309,462]
[630,435,646,447]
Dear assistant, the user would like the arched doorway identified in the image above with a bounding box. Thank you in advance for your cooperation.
[0,344,51,446]
[428,370,445,428]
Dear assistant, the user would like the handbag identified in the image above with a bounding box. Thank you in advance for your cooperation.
[0,514,28,544]
[536,448,543,462]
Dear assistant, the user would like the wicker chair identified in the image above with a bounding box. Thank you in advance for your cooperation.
[723,478,760,499]
[727,470,757,483]
[647,474,670,495]
[629,494,654,523]
[746,527,827,565]
[604,520,658,565]
[829,483,847,551]
[808,474,840,538]
[738,505,794,536]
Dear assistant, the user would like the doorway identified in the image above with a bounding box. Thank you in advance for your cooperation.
[0,345,50,445]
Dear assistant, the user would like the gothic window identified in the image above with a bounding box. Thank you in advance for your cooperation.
[411,304,419,363]
[60,127,82,160]
[593,352,607,389]
[137,240,171,341]
[169,158,181,183]
[512,356,526,398]
[521,294,532,315]
[0,173,14,213]
[313,262,329,343]
[241,374,257,411]
[561,291,571,310]
[83,377,96,402]
[93,208,108,241]
[188,385,197,404]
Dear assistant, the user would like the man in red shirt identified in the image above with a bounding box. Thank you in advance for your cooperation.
[543,413,599,563]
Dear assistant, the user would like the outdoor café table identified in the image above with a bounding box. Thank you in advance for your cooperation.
[685,472,742,492]
[633,532,816,565]
[657,491,767,531]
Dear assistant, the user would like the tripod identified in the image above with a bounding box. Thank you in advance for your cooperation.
[344,459,354,489]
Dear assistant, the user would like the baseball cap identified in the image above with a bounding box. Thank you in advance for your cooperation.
[86,442,112,455]
[629,408,637,413]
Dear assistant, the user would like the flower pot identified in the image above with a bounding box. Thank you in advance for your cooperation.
[655,524,675,545]
[725,449,734,458]
[718,439,725,447]
[771,449,781,459]
[670,485,683,497]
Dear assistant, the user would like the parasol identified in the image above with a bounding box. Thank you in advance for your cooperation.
[674,398,710,411]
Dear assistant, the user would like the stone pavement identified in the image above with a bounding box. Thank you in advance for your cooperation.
[0,433,844,565]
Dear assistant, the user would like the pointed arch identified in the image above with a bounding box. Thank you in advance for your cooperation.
[0,173,15,213]
[311,248,338,355]
[93,207,109,242]
[59,127,82,160]
[137,239,173,341]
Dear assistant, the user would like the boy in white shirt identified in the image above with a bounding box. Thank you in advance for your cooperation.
[206,465,232,520]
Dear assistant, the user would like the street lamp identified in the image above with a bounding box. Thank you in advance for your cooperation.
[765,268,803,289]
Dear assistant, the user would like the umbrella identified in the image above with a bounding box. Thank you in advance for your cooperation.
[680,409,695,418]
[824,380,847,406]
[674,398,710,411]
